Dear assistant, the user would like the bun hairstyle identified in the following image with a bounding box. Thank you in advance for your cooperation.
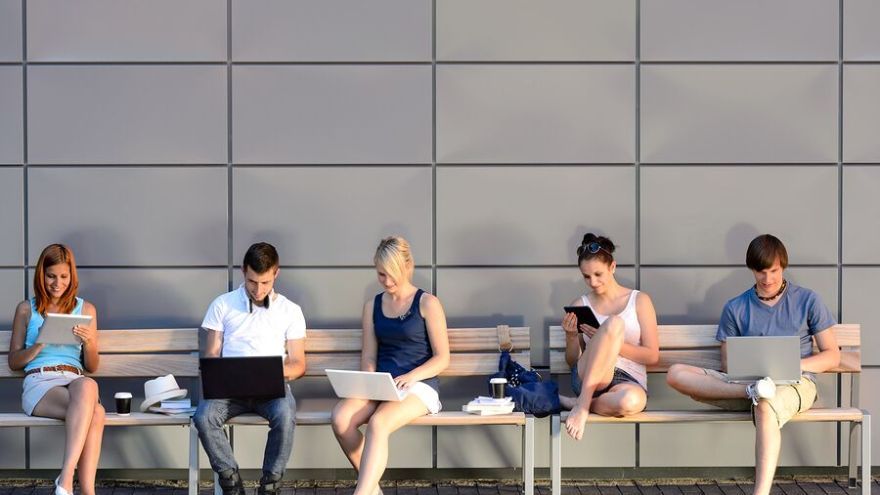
[374,236,414,284]
[576,233,615,265]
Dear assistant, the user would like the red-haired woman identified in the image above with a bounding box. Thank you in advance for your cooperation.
[8,244,103,495]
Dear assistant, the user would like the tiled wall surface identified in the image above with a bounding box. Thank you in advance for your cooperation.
[0,0,877,473]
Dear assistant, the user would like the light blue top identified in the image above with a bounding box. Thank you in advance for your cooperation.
[716,283,836,358]
[24,297,85,372]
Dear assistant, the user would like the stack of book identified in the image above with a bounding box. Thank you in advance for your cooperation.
[462,396,515,416]
[149,398,197,415]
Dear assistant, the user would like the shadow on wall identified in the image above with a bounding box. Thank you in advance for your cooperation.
[666,223,760,325]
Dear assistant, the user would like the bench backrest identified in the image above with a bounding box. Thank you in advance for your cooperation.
[0,325,530,378]
[547,324,861,375]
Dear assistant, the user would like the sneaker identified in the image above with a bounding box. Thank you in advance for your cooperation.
[746,376,776,405]
[218,469,245,495]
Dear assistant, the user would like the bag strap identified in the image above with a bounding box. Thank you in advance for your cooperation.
[496,324,513,352]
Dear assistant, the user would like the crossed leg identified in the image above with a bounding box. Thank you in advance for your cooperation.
[561,315,626,440]
[666,364,780,495]
[33,377,106,495]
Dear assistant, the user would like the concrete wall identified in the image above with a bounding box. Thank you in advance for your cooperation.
[1,0,878,473]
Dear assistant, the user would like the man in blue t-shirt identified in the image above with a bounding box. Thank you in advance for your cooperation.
[666,234,840,495]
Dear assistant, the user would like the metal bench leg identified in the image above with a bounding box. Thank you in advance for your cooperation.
[523,417,534,495]
[189,420,200,495]
[551,415,561,495]
[861,413,871,495]
[850,421,859,489]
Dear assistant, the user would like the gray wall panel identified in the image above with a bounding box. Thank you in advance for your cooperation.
[254,268,432,328]
[0,67,23,164]
[68,269,228,329]
[233,167,432,266]
[843,66,880,163]
[0,0,21,62]
[436,65,635,163]
[232,66,432,164]
[232,0,431,62]
[641,66,838,163]
[27,66,227,164]
[641,422,837,467]
[28,168,227,266]
[437,267,636,366]
[844,0,880,61]
[641,166,838,265]
[0,270,24,329]
[842,268,880,366]
[642,268,839,326]
[27,0,226,62]
[843,167,880,263]
[859,369,880,458]
[32,425,191,468]
[437,166,635,265]
[641,0,837,61]
[0,427,23,468]
[0,168,22,265]
[436,0,635,62]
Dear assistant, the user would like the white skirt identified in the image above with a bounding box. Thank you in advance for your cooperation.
[404,381,442,414]
[22,370,85,416]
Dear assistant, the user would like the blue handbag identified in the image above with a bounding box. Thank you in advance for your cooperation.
[490,350,561,418]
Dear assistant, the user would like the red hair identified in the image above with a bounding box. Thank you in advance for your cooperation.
[33,244,79,316]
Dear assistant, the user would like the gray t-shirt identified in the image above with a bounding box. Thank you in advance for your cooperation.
[716,283,836,358]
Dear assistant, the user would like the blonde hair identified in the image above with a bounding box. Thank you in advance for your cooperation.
[374,236,414,284]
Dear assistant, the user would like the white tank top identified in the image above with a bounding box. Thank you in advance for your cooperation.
[580,289,647,390]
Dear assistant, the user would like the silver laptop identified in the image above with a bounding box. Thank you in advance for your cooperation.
[726,335,802,384]
[326,369,405,401]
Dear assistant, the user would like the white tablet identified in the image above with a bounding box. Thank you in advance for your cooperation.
[36,313,92,345]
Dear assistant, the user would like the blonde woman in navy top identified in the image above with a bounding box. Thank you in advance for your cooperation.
[8,244,103,495]
[331,236,450,495]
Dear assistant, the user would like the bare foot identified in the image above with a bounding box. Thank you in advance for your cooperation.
[565,405,589,440]
[559,394,578,410]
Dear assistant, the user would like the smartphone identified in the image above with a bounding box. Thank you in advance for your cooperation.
[563,306,601,330]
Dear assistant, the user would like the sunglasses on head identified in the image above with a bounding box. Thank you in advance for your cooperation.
[578,241,610,256]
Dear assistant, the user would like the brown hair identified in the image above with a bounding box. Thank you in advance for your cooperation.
[33,244,79,316]
[576,233,615,266]
[242,242,280,274]
[746,234,789,271]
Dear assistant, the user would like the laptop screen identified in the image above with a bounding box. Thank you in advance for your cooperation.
[200,356,285,400]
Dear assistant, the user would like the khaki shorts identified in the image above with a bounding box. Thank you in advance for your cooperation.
[695,369,817,428]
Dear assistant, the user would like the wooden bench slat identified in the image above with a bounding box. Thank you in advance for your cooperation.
[99,329,199,353]
[306,351,530,377]
[550,349,861,374]
[0,354,200,378]
[0,412,193,427]
[304,327,530,353]
[549,324,860,350]
[227,411,527,426]
[555,407,865,424]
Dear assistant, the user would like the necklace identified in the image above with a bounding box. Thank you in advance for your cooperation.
[755,279,787,301]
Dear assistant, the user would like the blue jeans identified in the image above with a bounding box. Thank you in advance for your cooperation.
[194,385,296,479]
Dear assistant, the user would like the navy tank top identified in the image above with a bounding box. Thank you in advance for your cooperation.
[373,289,439,391]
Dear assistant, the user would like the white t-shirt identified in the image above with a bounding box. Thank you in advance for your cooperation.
[201,285,306,358]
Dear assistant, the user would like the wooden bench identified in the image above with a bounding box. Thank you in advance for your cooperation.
[0,329,201,490]
[2,326,535,495]
[547,324,870,495]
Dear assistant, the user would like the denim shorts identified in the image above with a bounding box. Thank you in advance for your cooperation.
[571,366,640,398]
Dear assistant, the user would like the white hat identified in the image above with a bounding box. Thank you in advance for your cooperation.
[140,374,188,412]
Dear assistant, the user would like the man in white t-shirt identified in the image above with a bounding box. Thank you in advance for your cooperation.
[193,242,306,495]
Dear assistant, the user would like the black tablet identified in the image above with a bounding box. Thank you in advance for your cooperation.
[563,306,600,330]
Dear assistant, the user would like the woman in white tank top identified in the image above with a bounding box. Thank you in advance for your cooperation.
[560,234,659,441]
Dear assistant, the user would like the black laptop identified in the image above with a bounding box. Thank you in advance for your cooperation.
[200,356,285,400]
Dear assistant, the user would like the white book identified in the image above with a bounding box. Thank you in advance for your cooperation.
[462,403,516,416]
[160,398,192,409]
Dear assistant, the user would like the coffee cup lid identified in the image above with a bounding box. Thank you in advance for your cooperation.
[114,392,133,399]
[490,378,507,383]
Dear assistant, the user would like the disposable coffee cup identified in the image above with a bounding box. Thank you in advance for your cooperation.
[490,378,507,399]
[114,392,132,415]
